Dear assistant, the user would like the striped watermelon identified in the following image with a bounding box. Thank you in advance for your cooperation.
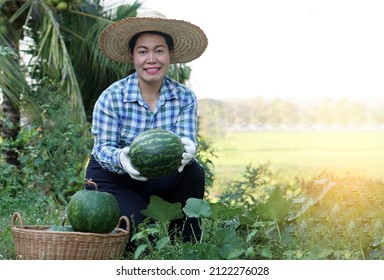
[129,129,184,178]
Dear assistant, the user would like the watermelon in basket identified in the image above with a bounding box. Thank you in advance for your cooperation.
[11,212,130,260]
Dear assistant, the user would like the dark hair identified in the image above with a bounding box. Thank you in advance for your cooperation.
[128,31,174,54]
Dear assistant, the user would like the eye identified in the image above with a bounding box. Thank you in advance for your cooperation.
[155,47,167,54]
[135,47,147,55]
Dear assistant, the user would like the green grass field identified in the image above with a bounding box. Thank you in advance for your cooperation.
[210,130,384,193]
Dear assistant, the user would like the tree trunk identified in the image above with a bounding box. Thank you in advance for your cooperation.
[1,93,20,167]
[0,0,28,168]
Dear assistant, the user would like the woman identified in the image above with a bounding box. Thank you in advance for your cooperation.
[85,11,208,243]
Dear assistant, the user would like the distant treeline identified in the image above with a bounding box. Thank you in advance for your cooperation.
[198,97,384,140]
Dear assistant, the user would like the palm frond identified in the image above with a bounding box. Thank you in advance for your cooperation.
[0,2,40,120]
[29,2,87,123]
[7,0,34,24]
[113,1,140,19]
[0,47,25,107]
[62,3,138,116]
[2,0,189,124]
[0,45,40,119]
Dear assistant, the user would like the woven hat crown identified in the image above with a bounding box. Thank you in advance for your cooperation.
[99,10,208,64]
[137,10,166,19]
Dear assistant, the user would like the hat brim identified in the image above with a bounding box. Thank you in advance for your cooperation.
[99,17,208,64]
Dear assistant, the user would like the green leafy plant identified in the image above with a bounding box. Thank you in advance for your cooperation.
[3,152,384,260]
[219,163,272,209]
[130,196,184,260]
[131,196,248,260]
[11,80,92,204]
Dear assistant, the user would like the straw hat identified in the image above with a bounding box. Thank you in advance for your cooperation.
[99,10,208,64]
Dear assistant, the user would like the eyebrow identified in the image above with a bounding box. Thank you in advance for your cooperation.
[136,44,167,49]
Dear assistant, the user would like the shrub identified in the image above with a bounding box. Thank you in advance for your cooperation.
[13,81,91,204]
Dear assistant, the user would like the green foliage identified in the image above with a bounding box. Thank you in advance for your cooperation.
[141,196,184,225]
[195,128,216,189]
[219,163,272,209]
[0,79,88,258]
[130,195,247,260]
[0,166,65,259]
[125,163,384,260]
[167,64,191,85]
[2,157,384,260]
[251,187,291,223]
[0,164,51,218]
[2,79,92,204]
[183,198,211,218]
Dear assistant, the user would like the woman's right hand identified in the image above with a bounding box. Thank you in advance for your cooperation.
[119,147,148,181]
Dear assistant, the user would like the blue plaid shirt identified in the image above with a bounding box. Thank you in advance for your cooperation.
[91,72,198,174]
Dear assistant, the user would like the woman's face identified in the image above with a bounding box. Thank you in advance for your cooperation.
[131,33,171,86]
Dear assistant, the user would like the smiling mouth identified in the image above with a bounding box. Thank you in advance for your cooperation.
[145,67,161,74]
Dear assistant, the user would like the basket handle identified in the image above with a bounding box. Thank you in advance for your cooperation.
[116,215,130,233]
[11,212,24,228]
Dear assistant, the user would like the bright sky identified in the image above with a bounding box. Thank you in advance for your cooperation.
[140,0,384,100]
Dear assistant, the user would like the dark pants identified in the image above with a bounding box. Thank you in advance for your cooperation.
[84,156,205,242]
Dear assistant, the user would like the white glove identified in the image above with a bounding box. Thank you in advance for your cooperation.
[178,137,197,172]
[119,147,147,181]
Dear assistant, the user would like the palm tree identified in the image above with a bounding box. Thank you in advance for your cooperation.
[0,0,34,166]
[0,0,193,166]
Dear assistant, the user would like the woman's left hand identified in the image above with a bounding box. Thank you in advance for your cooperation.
[178,137,196,172]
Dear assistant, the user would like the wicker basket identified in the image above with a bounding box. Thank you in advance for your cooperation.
[11,212,130,260]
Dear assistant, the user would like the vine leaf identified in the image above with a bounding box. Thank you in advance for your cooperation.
[210,202,242,220]
[183,198,211,218]
[214,228,246,259]
[141,195,183,224]
[251,187,291,222]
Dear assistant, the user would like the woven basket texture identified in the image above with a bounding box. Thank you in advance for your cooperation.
[11,212,130,260]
